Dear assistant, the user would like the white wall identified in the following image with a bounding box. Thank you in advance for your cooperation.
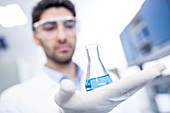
[0,0,42,81]
[73,0,142,74]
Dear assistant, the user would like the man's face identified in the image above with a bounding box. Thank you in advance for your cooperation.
[37,7,77,64]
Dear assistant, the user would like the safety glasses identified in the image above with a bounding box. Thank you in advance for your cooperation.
[33,16,78,40]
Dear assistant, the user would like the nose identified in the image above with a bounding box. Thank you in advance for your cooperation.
[57,24,67,43]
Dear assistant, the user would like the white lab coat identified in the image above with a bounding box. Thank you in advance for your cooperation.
[0,71,64,113]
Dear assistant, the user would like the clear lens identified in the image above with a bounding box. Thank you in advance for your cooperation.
[34,17,77,40]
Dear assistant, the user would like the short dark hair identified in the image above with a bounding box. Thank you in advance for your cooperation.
[32,0,76,31]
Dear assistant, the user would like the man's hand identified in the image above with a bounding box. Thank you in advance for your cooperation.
[54,63,166,113]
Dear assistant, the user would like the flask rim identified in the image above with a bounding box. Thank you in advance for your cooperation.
[85,44,99,49]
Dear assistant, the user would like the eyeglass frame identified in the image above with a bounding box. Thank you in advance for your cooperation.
[33,16,78,39]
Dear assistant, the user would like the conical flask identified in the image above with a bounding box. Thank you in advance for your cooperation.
[85,44,112,91]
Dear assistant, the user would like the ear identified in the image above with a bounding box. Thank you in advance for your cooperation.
[33,32,41,45]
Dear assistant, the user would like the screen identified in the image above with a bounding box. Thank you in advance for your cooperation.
[120,0,170,66]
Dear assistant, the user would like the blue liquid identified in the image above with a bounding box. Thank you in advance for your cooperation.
[85,74,112,91]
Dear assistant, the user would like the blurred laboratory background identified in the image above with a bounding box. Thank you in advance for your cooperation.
[0,0,170,113]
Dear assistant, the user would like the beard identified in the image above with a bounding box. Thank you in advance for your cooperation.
[46,52,73,64]
[40,39,76,65]
[45,45,75,65]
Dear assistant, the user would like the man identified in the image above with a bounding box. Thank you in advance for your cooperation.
[0,0,166,113]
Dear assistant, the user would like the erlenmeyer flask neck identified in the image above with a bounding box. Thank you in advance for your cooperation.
[85,44,107,78]
[86,44,100,62]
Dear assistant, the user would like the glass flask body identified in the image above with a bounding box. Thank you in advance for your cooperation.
[85,44,112,91]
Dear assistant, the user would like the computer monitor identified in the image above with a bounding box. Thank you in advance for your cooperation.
[120,0,170,66]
